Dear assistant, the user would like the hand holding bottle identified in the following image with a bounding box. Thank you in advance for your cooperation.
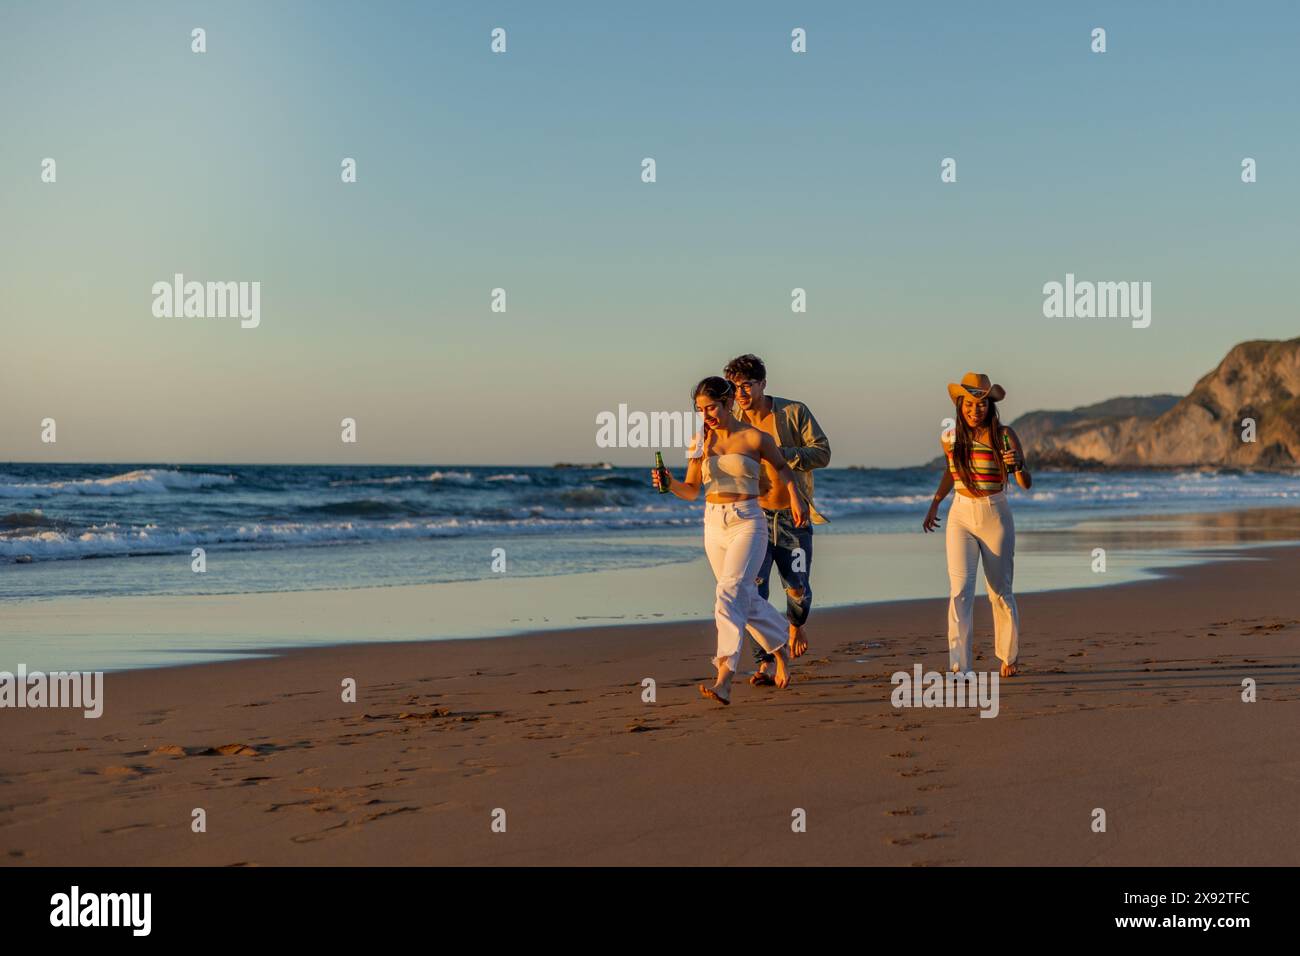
[1001,433,1021,473]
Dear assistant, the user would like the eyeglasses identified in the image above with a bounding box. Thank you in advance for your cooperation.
[733,380,761,393]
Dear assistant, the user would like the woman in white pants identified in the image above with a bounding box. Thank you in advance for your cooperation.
[652,376,808,705]
[922,372,1032,677]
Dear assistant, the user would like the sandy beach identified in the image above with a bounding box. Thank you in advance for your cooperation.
[2,543,1297,867]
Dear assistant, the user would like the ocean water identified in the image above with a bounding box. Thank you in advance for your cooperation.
[3,462,1300,601]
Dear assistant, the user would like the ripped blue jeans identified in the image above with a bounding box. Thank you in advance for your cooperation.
[751,507,813,665]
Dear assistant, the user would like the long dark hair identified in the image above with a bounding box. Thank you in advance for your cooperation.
[951,397,1006,489]
[692,376,734,406]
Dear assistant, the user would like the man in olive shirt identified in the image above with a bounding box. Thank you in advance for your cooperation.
[723,354,831,682]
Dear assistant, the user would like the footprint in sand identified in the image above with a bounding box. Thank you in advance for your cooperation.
[95,765,157,778]
[266,799,317,813]
[153,743,269,757]
[140,708,176,727]
[100,822,159,835]
[887,832,946,846]
[288,806,421,843]
[362,709,451,721]
[549,748,587,759]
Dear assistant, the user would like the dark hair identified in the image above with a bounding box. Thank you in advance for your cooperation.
[692,376,734,404]
[723,354,766,383]
[951,397,1006,489]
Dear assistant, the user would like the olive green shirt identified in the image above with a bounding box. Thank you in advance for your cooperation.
[739,395,832,524]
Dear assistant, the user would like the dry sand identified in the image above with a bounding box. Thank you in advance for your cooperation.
[2,546,1297,866]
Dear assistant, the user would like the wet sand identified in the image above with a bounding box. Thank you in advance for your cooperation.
[12,506,1300,673]
[1,545,1298,866]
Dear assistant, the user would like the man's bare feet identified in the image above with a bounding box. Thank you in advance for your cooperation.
[1000,662,1019,677]
[773,647,793,689]
[749,665,776,687]
[789,623,808,658]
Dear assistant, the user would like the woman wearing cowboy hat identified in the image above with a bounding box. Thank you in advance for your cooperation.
[923,373,1032,677]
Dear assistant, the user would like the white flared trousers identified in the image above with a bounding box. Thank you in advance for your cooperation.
[945,491,1020,672]
[703,501,789,672]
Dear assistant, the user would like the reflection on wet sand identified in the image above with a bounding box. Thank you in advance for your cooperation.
[1020,506,1300,553]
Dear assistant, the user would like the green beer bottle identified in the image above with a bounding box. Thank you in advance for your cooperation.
[1002,432,1018,473]
[654,451,671,494]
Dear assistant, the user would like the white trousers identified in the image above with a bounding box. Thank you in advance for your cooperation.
[703,500,789,672]
[945,492,1020,671]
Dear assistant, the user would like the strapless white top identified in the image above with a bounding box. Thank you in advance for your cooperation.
[702,453,760,496]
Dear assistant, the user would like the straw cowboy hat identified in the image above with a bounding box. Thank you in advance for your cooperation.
[947,372,1006,404]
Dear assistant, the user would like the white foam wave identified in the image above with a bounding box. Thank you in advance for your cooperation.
[329,470,477,488]
[0,469,235,499]
[0,513,698,562]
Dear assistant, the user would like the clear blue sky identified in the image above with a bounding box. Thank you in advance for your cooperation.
[3,1,1296,466]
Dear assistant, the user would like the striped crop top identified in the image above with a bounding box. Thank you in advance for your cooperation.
[946,439,1005,493]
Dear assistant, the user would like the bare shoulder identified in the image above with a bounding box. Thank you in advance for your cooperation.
[745,423,772,451]
[737,425,772,461]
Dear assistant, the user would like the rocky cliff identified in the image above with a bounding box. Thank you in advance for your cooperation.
[1010,339,1300,469]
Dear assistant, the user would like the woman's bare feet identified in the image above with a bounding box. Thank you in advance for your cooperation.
[789,623,808,658]
[773,646,794,689]
[1000,661,1019,677]
[699,684,730,705]
[701,665,734,705]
